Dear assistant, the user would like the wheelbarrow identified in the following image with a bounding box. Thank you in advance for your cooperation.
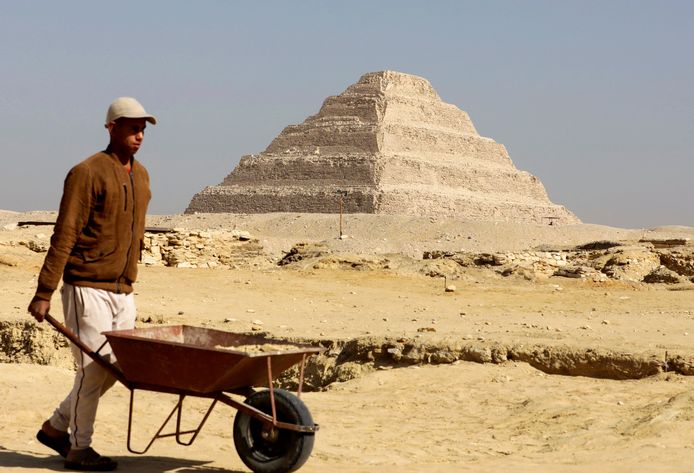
[44,314,325,473]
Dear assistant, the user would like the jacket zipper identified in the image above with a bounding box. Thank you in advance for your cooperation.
[123,184,128,212]
[117,168,136,293]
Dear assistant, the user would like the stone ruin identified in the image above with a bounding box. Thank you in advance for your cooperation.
[188,70,579,223]
[140,229,266,269]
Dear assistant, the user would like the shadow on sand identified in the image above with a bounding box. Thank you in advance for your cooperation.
[0,446,246,472]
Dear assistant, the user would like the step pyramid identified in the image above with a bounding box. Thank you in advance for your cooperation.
[186,71,579,224]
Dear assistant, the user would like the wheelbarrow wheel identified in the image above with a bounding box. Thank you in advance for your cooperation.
[233,389,315,473]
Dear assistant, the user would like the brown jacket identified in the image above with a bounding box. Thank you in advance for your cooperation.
[34,150,151,301]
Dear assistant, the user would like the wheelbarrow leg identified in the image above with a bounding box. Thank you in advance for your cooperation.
[174,395,218,447]
[126,389,218,454]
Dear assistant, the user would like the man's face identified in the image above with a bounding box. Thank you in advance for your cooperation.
[108,118,147,156]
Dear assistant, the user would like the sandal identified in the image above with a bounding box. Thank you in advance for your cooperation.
[64,447,118,471]
[36,429,71,458]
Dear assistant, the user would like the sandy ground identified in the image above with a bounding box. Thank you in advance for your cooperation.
[1,211,694,472]
[3,363,694,473]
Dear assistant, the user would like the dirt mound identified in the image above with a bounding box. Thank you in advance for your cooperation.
[0,320,72,368]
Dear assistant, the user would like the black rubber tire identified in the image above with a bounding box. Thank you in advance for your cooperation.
[233,389,315,473]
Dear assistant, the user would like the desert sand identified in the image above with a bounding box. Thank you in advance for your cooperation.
[1,210,694,472]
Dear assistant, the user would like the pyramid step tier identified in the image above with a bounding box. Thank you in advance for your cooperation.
[186,184,579,224]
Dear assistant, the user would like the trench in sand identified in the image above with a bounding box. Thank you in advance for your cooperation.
[3,320,693,390]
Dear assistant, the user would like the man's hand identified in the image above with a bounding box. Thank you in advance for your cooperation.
[28,297,50,322]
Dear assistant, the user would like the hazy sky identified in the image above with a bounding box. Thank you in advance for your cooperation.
[1,1,692,228]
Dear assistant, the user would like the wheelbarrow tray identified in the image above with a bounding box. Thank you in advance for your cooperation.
[103,325,323,394]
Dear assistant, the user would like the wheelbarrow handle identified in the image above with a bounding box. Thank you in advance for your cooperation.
[44,313,93,354]
[44,313,128,383]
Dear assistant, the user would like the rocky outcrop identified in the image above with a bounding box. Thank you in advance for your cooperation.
[423,241,693,284]
[187,71,579,224]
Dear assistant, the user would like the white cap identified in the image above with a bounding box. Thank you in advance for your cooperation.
[105,97,157,125]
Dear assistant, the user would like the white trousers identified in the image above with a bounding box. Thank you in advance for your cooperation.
[49,283,136,449]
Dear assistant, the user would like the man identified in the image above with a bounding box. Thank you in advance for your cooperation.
[27,97,156,471]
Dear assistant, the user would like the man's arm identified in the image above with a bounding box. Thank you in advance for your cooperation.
[28,165,92,321]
